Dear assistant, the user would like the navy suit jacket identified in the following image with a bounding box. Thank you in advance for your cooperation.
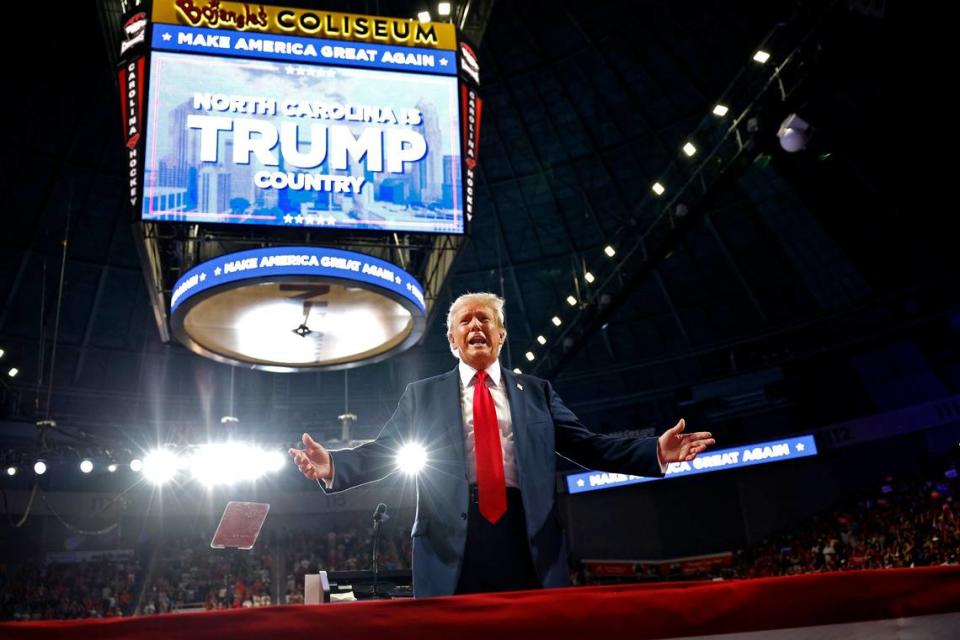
[324,365,664,598]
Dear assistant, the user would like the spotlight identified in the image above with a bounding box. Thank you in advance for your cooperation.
[584,272,595,283]
[417,11,431,22]
[8,367,18,378]
[651,182,665,196]
[396,443,427,474]
[682,142,697,157]
[80,459,94,474]
[551,316,562,327]
[437,2,451,16]
[753,50,770,63]
[525,351,535,361]
[265,450,286,473]
[536,335,546,345]
[604,245,616,257]
[34,460,47,475]
[512,368,522,374]
[0,348,5,358]
[108,464,118,473]
[712,104,729,117]
[6,466,16,476]
[777,113,811,153]
[189,443,253,488]
[566,295,577,306]
[130,458,143,473]
[142,449,180,485]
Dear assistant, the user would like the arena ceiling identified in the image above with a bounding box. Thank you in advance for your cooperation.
[0,0,953,485]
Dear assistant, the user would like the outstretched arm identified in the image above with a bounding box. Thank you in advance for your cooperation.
[289,385,414,492]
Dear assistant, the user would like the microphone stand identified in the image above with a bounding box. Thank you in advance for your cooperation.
[372,503,387,597]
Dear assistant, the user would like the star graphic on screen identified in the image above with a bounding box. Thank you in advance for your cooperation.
[214,267,222,276]
[295,215,305,224]
[439,57,448,66]
[795,442,805,452]
[161,32,172,41]
[283,214,293,224]
[284,65,296,74]
[199,272,207,282]
[576,478,585,487]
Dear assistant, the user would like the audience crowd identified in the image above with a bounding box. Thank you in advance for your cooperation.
[2,461,956,620]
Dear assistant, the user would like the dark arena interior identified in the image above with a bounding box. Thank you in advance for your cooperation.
[0,1,957,637]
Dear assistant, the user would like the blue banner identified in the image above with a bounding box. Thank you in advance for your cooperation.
[566,435,818,494]
[170,246,426,314]
[152,24,458,75]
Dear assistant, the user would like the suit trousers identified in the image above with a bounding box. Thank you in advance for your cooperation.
[454,487,542,594]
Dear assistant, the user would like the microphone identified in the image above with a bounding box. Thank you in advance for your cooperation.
[373,503,387,523]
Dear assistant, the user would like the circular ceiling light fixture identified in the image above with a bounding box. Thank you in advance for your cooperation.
[170,247,427,371]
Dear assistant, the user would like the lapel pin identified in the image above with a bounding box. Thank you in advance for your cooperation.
[517,383,523,391]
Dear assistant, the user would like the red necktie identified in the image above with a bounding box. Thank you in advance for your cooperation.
[473,370,506,524]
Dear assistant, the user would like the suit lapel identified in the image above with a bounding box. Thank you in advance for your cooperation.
[501,368,528,481]
[438,367,467,473]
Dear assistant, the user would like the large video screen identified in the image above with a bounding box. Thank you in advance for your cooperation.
[142,48,463,233]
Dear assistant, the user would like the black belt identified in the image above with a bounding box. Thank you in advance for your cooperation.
[468,484,521,504]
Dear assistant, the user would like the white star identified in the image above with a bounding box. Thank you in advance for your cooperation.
[284,65,295,74]
[199,272,207,281]
[214,267,222,276]
[439,57,448,66]
[795,442,805,452]
[295,215,305,224]
[283,214,293,224]
[161,32,172,42]
[576,478,585,487]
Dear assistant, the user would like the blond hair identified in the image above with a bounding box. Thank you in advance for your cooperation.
[446,292,506,358]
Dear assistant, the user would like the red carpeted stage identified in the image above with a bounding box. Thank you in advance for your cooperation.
[3,566,959,639]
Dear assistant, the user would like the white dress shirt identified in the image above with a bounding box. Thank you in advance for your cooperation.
[458,359,520,488]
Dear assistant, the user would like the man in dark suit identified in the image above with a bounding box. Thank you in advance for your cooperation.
[289,292,715,597]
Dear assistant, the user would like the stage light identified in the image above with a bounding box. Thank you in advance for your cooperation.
[8,367,18,378]
[189,443,284,487]
[142,449,180,485]
[417,11,431,22]
[551,316,562,326]
[108,464,118,473]
[130,458,143,473]
[396,443,427,475]
[566,295,577,306]
[189,443,253,487]
[0,348,5,358]
[513,368,522,374]
[777,113,811,153]
[604,245,616,257]
[525,351,535,361]
[6,466,16,476]
[712,104,729,117]
[682,142,697,157]
[584,272,595,283]
[753,50,770,63]
[536,335,546,345]
[80,459,93,474]
[651,182,665,196]
[265,450,286,473]
[34,460,47,475]
[437,2,451,16]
